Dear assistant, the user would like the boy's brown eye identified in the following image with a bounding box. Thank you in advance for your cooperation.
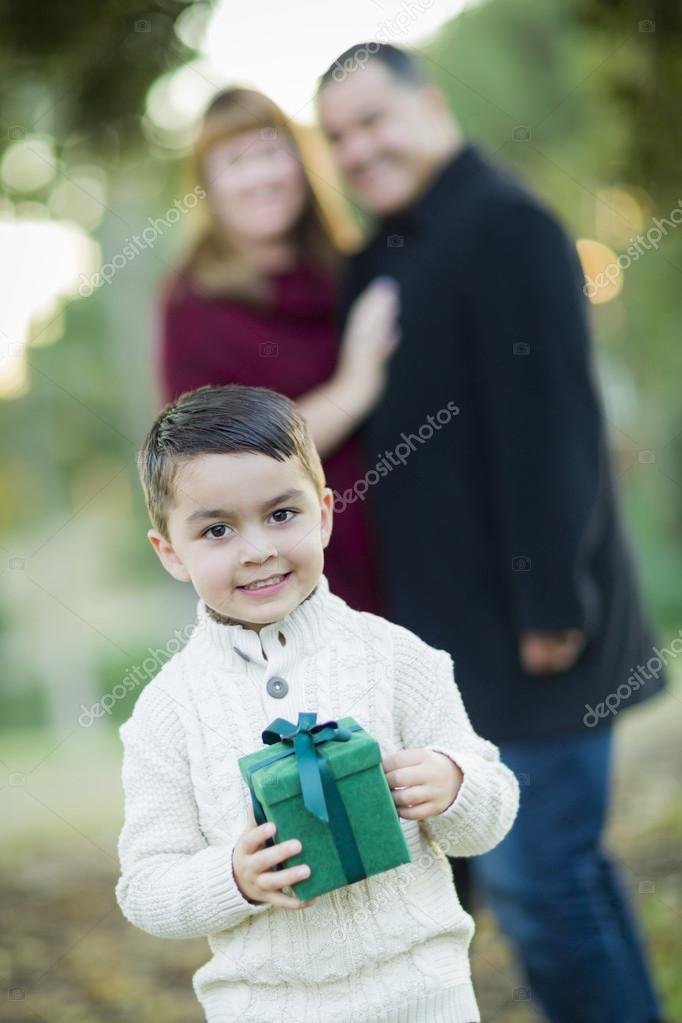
[271,509,296,524]
[205,524,229,539]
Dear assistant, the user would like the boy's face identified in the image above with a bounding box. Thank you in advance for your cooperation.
[147,451,334,632]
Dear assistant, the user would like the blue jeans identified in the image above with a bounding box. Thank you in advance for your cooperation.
[470,725,663,1023]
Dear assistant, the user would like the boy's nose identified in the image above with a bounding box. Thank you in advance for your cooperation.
[239,537,278,565]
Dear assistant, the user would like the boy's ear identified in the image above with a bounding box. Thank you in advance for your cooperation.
[147,529,191,583]
[320,487,334,550]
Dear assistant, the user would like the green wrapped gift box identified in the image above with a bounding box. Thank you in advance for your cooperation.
[238,712,411,901]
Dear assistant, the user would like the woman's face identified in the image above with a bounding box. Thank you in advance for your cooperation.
[203,128,308,243]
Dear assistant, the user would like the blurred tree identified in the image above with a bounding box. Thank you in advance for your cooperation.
[0,0,196,155]
[576,0,682,207]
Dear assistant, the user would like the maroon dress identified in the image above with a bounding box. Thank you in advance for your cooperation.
[156,261,386,616]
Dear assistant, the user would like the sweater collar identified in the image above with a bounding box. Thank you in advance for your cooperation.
[190,572,335,668]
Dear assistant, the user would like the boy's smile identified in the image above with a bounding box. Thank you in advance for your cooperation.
[237,571,292,594]
[147,451,334,632]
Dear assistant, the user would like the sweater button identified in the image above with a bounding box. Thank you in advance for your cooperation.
[266,676,288,699]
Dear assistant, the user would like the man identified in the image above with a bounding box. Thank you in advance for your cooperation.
[317,42,665,1023]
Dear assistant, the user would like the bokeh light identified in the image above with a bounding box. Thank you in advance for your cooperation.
[0,135,57,193]
[576,238,624,305]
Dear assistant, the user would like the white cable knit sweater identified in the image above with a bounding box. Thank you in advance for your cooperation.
[115,573,519,1023]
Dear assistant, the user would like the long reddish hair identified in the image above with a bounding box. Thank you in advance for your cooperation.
[181,88,342,304]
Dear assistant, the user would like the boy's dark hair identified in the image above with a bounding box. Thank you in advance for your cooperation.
[138,384,326,541]
[318,42,427,92]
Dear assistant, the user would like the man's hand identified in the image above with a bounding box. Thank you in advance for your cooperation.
[519,629,586,675]
[382,747,463,820]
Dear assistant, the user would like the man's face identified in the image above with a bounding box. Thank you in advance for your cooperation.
[148,451,333,632]
[318,60,448,216]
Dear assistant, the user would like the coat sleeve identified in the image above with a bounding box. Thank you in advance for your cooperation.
[115,684,271,940]
[393,635,520,856]
[466,195,608,637]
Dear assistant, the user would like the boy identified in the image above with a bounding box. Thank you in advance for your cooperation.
[115,383,519,1023]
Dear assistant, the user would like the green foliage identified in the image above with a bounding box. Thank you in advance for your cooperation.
[0,673,49,731]
[0,0,195,154]
[95,646,157,727]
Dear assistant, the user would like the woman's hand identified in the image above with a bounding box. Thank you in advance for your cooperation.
[232,803,319,910]
[383,747,463,820]
[295,276,399,459]
[336,276,400,415]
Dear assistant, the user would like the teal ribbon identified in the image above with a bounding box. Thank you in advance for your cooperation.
[245,711,367,886]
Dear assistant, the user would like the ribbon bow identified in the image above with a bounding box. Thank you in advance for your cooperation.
[261,711,353,823]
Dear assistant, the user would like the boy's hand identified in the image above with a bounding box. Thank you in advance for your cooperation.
[383,748,463,820]
[232,803,320,910]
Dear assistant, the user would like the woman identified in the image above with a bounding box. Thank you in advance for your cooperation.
[156,88,398,614]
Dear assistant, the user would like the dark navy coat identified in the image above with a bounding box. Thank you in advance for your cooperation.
[342,144,665,743]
